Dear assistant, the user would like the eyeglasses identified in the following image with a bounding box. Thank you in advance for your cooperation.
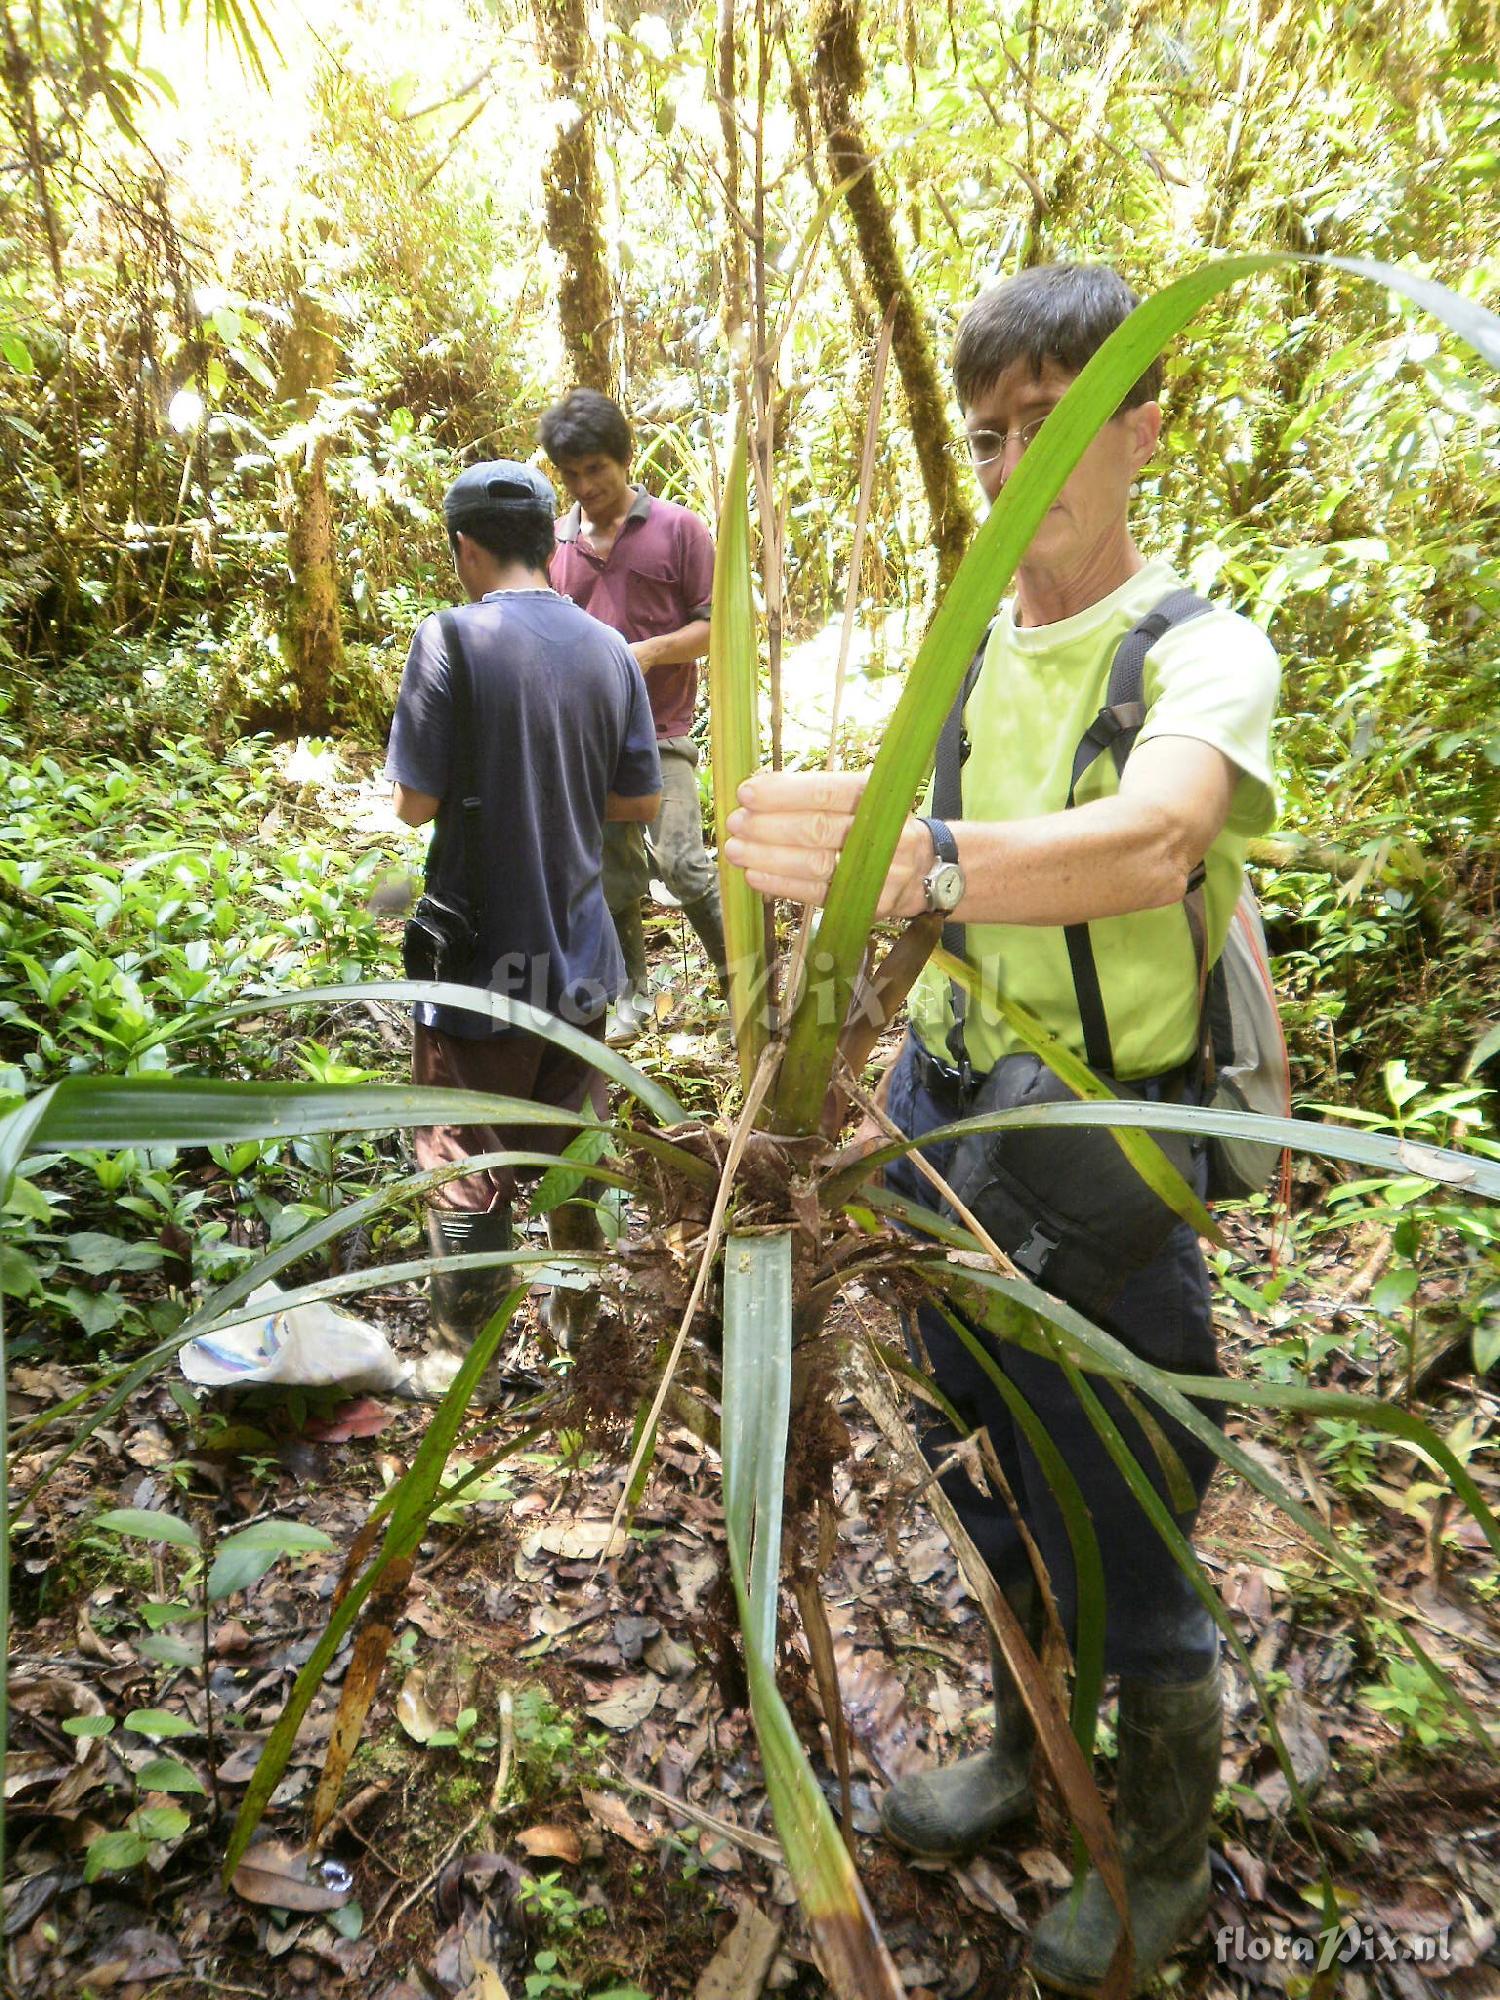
[945,415,1056,470]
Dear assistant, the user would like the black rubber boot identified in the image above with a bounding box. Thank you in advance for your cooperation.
[409,1206,513,1400]
[1030,1668,1222,1996]
[543,1198,606,1352]
[880,1583,1038,1858]
[681,888,729,993]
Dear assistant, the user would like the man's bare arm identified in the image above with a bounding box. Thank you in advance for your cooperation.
[724,735,1238,923]
[631,619,711,673]
[393,783,440,828]
[606,789,663,823]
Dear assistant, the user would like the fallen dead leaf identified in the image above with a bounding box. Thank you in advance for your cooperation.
[584,1677,661,1731]
[231,1839,352,1913]
[1017,1847,1073,1889]
[5,1752,70,1801]
[1245,1691,1331,1819]
[303,1397,395,1442]
[905,1533,952,1586]
[672,1549,720,1613]
[952,1858,1024,1928]
[694,1901,782,2000]
[581,1788,656,1852]
[397,1670,441,1744]
[529,1519,628,1561]
[213,1619,255,1656]
[405,1594,451,1641]
[928,1670,965,1734]
[516,1825,582,1864]
[644,1633,697,1679]
[698,1826,743,1874]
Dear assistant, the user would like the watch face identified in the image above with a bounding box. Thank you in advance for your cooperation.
[927,861,965,913]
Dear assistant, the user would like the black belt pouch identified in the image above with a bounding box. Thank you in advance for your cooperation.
[946,1053,1197,1319]
[401,893,480,985]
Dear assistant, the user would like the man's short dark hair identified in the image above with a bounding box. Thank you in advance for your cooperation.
[538,388,633,468]
[449,510,557,574]
[952,263,1161,412]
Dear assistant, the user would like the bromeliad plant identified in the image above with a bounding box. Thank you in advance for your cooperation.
[4,254,1500,1993]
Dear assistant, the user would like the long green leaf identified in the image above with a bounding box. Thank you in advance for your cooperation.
[943,1260,1500,1579]
[721,1232,903,2000]
[223,1285,529,1877]
[710,425,770,1087]
[1052,1350,1349,1889]
[774,254,1500,1133]
[25,1077,596,1151]
[825,1098,1500,1205]
[143,980,684,1126]
[913,1311,1108,1753]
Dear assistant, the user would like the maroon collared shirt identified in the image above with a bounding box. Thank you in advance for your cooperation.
[550,487,715,741]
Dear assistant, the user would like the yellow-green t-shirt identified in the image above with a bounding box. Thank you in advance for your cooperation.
[907,560,1280,1080]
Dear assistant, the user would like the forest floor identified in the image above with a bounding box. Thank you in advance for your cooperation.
[6,1017,1500,2000]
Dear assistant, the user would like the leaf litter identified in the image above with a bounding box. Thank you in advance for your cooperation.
[4,1199,1498,1999]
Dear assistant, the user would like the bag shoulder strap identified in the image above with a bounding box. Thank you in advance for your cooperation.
[934,623,994,1079]
[1063,589,1216,1074]
[435,609,487,928]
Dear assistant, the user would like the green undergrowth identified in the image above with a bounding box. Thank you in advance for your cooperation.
[0,718,416,1366]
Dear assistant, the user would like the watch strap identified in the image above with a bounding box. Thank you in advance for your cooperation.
[916,815,958,866]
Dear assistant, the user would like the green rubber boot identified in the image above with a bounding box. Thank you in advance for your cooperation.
[1030,1669,1222,1996]
[681,888,729,993]
[608,897,651,1042]
[409,1205,514,1401]
[880,1585,1038,1858]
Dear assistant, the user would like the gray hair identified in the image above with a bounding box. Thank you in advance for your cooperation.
[952,263,1161,411]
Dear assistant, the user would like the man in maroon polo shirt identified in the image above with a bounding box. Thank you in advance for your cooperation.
[540,389,727,1041]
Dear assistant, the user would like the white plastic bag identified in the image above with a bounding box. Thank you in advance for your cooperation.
[180,1284,413,1395]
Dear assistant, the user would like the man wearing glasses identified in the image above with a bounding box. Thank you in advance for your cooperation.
[726,263,1279,1995]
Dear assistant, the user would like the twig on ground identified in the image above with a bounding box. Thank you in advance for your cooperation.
[382,1808,486,1936]
[603,1760,783,1862]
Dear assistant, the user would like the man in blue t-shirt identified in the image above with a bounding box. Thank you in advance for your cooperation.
[386,460,660,1396]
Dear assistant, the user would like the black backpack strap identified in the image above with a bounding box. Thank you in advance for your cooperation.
[1062,590,1215,1074]
[435,610,487,931]
[934,624,993,1082]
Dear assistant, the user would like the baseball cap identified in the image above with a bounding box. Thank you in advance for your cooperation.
[443,460,556,529]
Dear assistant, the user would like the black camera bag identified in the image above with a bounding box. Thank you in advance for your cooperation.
[401,611,486,989]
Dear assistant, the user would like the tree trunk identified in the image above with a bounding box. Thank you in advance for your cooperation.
[531,0,614,393]
[715,0,751,356]
[275,287,344,737]
[809,0,973,590]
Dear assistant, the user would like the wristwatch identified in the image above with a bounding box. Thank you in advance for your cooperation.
[916,815,965,915]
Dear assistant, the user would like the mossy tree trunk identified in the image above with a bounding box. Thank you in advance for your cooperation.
[809,0,973,590]
[275,287,343,736]
[715,0,751,356]
[531,0,614,393]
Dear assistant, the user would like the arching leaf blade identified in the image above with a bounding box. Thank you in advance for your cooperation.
[709,425,769,1089]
